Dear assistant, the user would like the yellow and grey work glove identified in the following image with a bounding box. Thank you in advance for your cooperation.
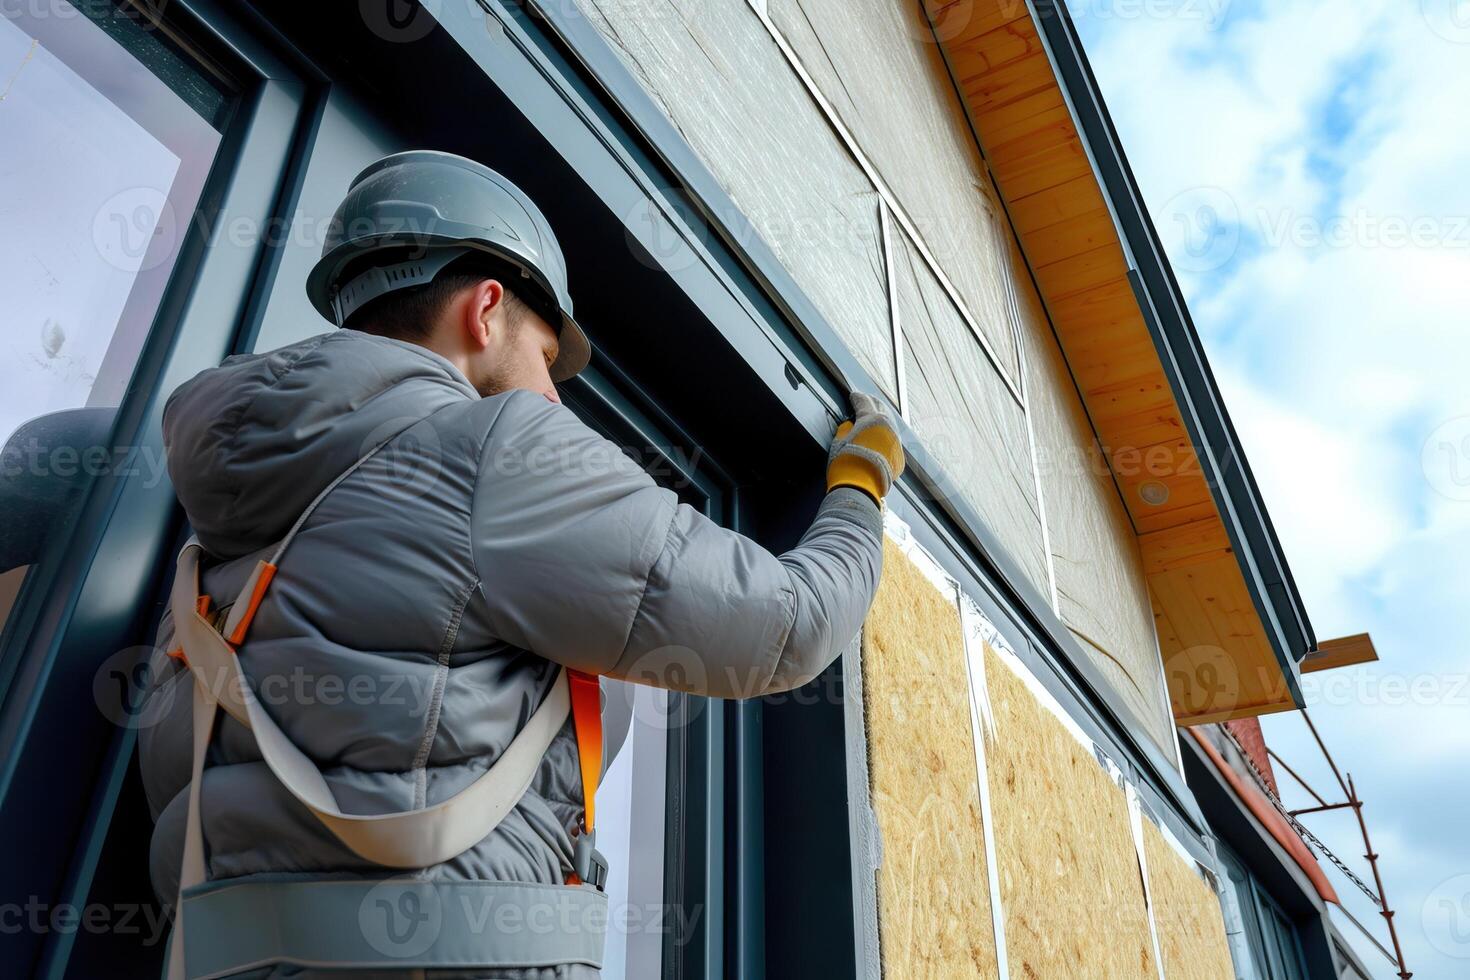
[826,392,906,504]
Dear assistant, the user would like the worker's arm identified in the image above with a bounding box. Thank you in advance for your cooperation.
[471,389,902,698]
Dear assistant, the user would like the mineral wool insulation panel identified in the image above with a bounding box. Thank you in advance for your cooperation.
[983,644,1160,978]
[1143,820,1235,980]
[862,537,998,978]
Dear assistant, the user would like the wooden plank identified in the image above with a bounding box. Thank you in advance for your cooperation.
[1021,206,1117,267]
[1151,556,1284,710]
[1033,241,1131,301]
[1119,468,1217,535]
[974,84,1068,144]
[1175,699,1299,727]
[985,106,1082,167]
[1045,277,1140,330]
[1139,520,1234,576]
[1302,633,1379,673]
[955,17,1045,73]
[959,50,1056,112]
[925,0,1032,46]
[1006,173,1110,234]
[1096,409,1191,461]
[990,143,1093,199]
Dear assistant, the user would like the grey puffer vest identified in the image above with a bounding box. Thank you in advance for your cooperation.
[140,329,882,977]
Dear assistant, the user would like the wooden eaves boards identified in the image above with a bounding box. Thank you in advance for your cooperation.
[926,0,1298,723]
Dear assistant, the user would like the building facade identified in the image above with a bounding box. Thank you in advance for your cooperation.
[0,1,1389,977]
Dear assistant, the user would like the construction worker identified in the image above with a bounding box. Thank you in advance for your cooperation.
[140,150,904,978]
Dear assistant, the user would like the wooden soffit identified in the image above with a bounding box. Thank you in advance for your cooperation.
[927,0,1299,724]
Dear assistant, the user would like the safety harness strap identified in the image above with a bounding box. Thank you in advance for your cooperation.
[566,668,604,887]
[171,537,574,868]
[165,424,608,977]
[179,877,606,978]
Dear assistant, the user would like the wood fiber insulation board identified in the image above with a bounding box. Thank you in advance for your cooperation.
[984,645,1159,978]
[892,231,1050,600]
[862,537,998,979]
[1010,234,1175,754]
[1142,821,1235,980]
[768,0,1020,379]
[573,0,897,400]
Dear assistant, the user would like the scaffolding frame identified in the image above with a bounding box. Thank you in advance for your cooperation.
[1218,715,1411,979]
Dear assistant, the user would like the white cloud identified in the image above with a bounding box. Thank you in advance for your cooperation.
[1074,2,1470,977]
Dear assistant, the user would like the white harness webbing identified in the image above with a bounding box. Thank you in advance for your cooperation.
[165,439,574,979]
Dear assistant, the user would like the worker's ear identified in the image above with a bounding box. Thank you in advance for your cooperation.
[465,278,506,350]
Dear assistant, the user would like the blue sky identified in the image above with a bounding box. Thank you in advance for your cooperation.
[1068,1,1470,976]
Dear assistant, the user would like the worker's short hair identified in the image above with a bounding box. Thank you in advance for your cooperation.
[344,251,534,342]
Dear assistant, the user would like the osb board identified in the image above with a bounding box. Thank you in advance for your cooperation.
[1142,821,1235,980]
[984,645,1158,978]
[862,537,998,978]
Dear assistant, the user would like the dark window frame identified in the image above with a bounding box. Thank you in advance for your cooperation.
[0,0,323,973]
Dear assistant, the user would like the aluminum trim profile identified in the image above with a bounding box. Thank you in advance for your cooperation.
[840,635,882,980]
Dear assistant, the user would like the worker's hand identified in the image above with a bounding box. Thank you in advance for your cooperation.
[827,392,905,504]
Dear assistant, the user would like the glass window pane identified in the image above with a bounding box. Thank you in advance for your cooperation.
[0,1,226,607]
[1217,847,1269,980]
[598,681,671,978]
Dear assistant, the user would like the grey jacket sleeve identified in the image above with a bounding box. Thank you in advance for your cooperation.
[470,390,883,698]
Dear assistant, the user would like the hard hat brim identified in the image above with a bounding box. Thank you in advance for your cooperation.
[550,312,591,383]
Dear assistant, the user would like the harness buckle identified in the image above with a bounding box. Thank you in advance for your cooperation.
[573,829,608,891]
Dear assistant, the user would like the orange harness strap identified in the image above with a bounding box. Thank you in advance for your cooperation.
[566,669,603,886]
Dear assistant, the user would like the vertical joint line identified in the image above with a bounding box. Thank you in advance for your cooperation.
[1129,784,1169,980]
[960,589,1009,978]
[1000,219,1059,613]
[879,202,908,419]
[744,0,1023,407]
